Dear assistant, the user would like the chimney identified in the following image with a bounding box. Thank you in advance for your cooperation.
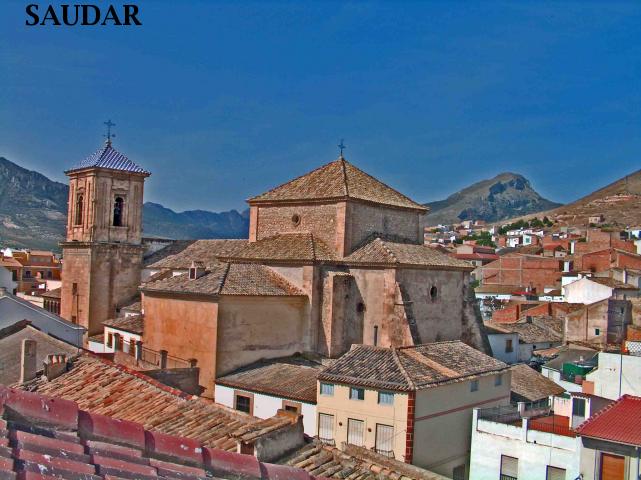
[189,261,206,280]
[44,354,68,381]
[19,339,37,383]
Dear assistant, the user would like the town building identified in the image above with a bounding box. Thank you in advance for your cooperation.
[138,156,482,397]
[575,395,641,480]
[484,316,563,363]
[583,351,641,400]
[508,364,565,403]
[215,355,323,436]
[540,346,598,393]
[315,341,510,478]
[563,276,640,304]
[479,253,562,294]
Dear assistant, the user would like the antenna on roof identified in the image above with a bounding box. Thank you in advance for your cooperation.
[103,120,116,146]
[338,139,346,159]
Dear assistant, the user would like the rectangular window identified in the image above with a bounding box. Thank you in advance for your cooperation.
[470,379,479,392]
[546,466,566,480]
[318,413,334,443]
[107,333,113,348]
[500,455,518,480]
[375,424,394,456]
[72,282,78,295]
[347,418,364,446]
[24,270,32,278]
[234,392,253,414]
[595,328,600,336]
[349,387,365,401]
[319,382,334,396]
[572,398,586,417]
[378,391,394,405]
[505,338,513,353]
[495,374,503,387]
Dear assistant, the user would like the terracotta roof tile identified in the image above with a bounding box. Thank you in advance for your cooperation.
[249,158,428,211]
[216,356,324,403]
[223,233,337,262]
[486,317,563,344]
[344,236,473,270]
[509,364,565,402]
[142,263,306,297]
[317,341,508,391]
[40,287,61,299]
[17,354,293,452]
[0,384,327,479]
[102,315,144,335]
[575,395,641,446]
[144,239,248,270]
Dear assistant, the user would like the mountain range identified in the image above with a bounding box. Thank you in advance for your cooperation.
[3,155,639,251]
[0,157,250,250]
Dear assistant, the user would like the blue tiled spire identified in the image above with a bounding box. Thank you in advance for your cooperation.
[66,143,150,175]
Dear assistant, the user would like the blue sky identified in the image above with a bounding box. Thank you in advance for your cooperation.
[1,1,641,211]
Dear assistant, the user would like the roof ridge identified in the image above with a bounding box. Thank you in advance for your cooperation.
[340,157,350,197]
[574,394,638,434]
[391,348,416,390]
[217,262,232,294]
[309,233,317,261]
[377,238,399,263]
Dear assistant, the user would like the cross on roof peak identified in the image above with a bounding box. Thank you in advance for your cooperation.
[338,139,346,159]
[103,119,116,146]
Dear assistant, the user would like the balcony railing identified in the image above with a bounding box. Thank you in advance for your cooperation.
[500,475,517,480]
[374,448,395,458]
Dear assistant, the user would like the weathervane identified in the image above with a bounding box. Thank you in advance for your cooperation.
[338,139,346,158]
[103,120,116,146]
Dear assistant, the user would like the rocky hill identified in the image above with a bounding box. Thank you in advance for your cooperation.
[423,172,561,225]
[0,157,249,251]
[513,168,641,228]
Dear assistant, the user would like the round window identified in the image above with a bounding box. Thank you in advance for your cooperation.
[291,214,301,226]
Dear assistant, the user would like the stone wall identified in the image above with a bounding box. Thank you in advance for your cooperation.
[61,243,143,336]
[346,202,422,254]
[252,203,340,251]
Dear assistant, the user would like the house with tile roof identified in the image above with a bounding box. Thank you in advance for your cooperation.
[314,341,510,478]
[576,395,641,480]
[136,155,484,397]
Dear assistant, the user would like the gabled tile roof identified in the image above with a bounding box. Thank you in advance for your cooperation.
[317,341,508,392]
[216,355,324,403]
[344,236,473,270]
[66,143,150,174]
[248,158,428,211]
[485,317,563,344]
[17,354,294,453]
[222,233,337,263]
[0,385,327,480]
[286,441,448,479]
[575,395,641,446]
[40,287,61,299]
[509,364,565,402]
[102,315,144,335]
[142,262,306,297]
[144,240,249,269]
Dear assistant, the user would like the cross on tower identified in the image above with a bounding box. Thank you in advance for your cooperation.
[338,139,346,158]
[103,120,116,146]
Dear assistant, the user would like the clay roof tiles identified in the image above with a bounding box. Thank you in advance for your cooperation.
[575,395,641,446]
[223,233,337,262]
[344,236,473,270]
[102,314,144,335]
[509,364,565,402]
[248,157,428,212]
[144,239,248,269]
[142,262,306,297]
[317,341,508,392]
[217,356,325,403]
[17,354,294,453]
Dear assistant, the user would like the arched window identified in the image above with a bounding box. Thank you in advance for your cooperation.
[74,194,84,225]
[113,197,124,227]
[430,285,438,301]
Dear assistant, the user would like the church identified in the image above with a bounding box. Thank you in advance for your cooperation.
[61,137,483,397]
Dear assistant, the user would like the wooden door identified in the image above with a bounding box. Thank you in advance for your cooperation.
[600,453,624,480]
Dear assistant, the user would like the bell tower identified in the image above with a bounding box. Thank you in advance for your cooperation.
[60,130,150,337]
